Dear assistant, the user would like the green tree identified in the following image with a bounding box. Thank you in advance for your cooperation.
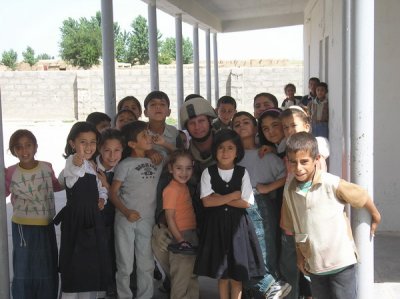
[114,24,130,63]
[1,49,18,70]
[159,37,193,64]
[22,46,38,66]
[126,15,160,65]
[59,12,102,69]
[36,53,53,60]
[126,16,163,65]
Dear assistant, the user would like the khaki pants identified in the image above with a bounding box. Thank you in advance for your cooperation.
[152,225,199,299]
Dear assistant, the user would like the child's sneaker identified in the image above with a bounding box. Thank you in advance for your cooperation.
[264,280,292,299]
[167,240,197,255]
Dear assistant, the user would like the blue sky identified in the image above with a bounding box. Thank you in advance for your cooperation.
[0,0,303,61]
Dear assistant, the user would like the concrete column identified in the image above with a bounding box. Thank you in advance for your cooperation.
[213,32,219,105]
[350,1,375,298]
[175,14,184,127]
[148,0,159,91]
[193,24,200,95]
[101,0,116,118]
[0,90,10,299]
[205,29,211,102]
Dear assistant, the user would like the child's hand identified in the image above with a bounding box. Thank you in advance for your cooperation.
[145,149,163,165]
[231,190,242,201]
[98,198,105,210]
[152,224,173,252]
[258,145,275,158]
[256,183,270,194]
[296,253,309,275]
[72,153,84,167]
[152,134,165,145]
[126,209,141,222]
[97,170,110,190]
[370,211,381,237]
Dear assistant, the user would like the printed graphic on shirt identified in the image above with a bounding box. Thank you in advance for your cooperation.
[135,162,158,179]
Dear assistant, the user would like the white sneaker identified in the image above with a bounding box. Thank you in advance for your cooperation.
[264,280,292,299]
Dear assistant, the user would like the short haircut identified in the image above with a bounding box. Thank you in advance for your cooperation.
[120,120,148,159]
[284,83,296,93]
[167,149,194,168]
[98,128,124,149]
[232,111,257,128]
[114,109,137,127]
[184,94,204,102]
[217,96,237,109]
[253,92,279,108]
[9,129,37,156]
[309,77,320,84]
[280,105,310,125]
[317,82,328,92]
[286,132,319,159]
[86,112,111,126]
[211,129,244,164]
[117,96,142,114]
[144,91,170,109]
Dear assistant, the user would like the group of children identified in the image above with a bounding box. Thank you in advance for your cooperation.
[5,85,380,299]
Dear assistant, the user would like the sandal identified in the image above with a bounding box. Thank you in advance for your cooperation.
[167,240,197,255]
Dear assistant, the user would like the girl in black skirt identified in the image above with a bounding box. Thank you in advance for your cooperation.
[194,129,265,299]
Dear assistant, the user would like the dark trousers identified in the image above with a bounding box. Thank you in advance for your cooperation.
[310,264,357,299]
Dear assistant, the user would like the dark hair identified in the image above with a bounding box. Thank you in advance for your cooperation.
[286,132,319,159]
[309,77,320,84]
[117,96,142,114]
[144,91,170,109]
[280,105,310,125]
[231,111,257,128]
[184,94,203,102]
[86,112,111,126]
[253,92,279,108]
[120,120,148,159]
[317,82,328,92]
[98,128,124,149]
[257,108,283,146]
[114,109,137,127]
[167,149,194,168]
[64,122,99,158]
[217,95,237,109]
[9,129,37,157]
[211,129,244,164]
[284,83,296,93]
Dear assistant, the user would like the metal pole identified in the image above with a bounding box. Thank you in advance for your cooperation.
[175,14,184,127]
[101,0,116,118]
[205,29,211,102]
[193,24,200,95]
[148,0,159,91]
[0,88,11,299]
[350,1,374,298]
[343,0,352,218]
[213,32,219,105]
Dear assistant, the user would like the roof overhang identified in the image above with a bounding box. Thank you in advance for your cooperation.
[141,0,306,32]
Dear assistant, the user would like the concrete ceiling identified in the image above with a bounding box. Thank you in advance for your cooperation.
[141,0,308,32]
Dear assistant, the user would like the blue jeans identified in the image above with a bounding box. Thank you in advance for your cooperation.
[246,202,275,294]
[11,222,59,299]
[310,264,357,299]
[255,193,280,278]
[279,232,299,299]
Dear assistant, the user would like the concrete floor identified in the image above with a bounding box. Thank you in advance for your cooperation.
[2,121,400,298]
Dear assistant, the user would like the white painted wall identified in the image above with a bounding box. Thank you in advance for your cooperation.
[304,0,400,231]
[304,0,344,177]
[374,1,400,231]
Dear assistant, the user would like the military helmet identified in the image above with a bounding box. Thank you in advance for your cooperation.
[180,97,217,129]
